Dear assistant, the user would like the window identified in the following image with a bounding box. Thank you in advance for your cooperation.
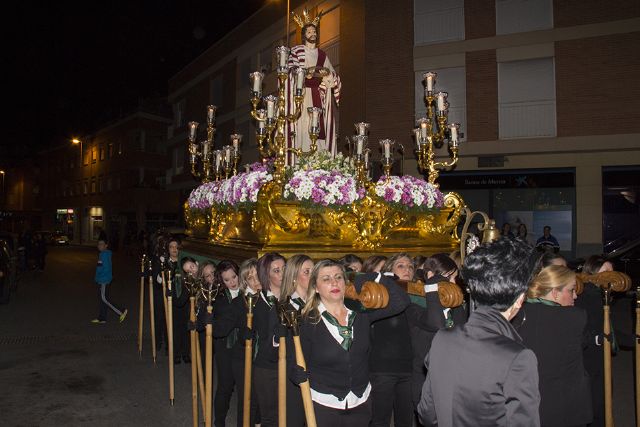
[174,146,185,175]
[210,75,224,108]
[91,178,96,193]
[99,145,105,160]
[496,0,553,35]
[108,142,113,158]
[83,181,88,195]
[414,0,464,45]
[238,56,253,87]
[498,57,556,139]
[259,46,273,74]
[415,66,467,139]
[107,176,112,191]
[91,147,97,163]
[173,99,186,128]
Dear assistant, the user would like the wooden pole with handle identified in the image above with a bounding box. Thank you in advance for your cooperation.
[243,293,258,427]
[190,295,198,427]
[148,260,157,363]
[285,307,317,427]
[603,286,613,427]
[278,335,287,427]
[167,270,175,406]
[205,303,214,427]
[636,286,640,426]
[196,339,206,415]
[138,255,146,357]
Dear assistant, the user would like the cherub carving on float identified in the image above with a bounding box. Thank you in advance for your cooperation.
[287,9,341,163]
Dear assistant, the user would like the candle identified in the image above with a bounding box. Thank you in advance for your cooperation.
[356,137,363,155]
[364,149,370,169]
[256,109,266,133]
[295,67,305,91]
[245,164,250,173]
[225,146,232,164]
[230,134,242,154]
[308,107,321,131]
[215,151,221,170]
[417,118,428,139]
[276,46,289,71]
[448,123,460,147]
[202,140,209,158]
[413,129,422,149]
[355,122,370,136]
[188,121,199,141]
[423,72,437,92]
[249,72,264,94]
[207,105,217,124]
[380,139,393,159]
[436,92,447,112]
[265,96,278,119]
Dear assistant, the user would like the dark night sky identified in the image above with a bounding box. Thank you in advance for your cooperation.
[6,1,265,158]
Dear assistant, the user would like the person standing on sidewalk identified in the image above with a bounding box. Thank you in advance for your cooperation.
[92,238,127,324]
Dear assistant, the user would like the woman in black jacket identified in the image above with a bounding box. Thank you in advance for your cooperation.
[295,259,410,426]
[252,252,286,427]
[409,253,466,408]
[517,264,592,426]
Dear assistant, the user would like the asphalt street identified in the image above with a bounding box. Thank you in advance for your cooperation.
[0,245,636,426]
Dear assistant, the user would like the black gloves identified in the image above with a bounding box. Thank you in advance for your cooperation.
[275,323,289,339]
[242,327,256,341]
[289,364,309,386]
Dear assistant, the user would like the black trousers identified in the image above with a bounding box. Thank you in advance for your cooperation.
[370,372,413,427]
[214,347,237,427]
[232,357,260,425]
[313,399,371,427]
[254,366,278,427]
[286,376,305,427]
[172,303,189,359]
[152,283,167,349]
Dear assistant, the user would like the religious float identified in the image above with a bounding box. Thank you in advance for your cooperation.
[180,10,500,263]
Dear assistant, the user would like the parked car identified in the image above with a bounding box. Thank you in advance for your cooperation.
[51,231,71,246]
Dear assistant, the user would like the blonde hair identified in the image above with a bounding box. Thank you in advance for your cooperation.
[239,258,258,292]
[280,254,313,303]
[301,259,345,324]
[528,265,575,299]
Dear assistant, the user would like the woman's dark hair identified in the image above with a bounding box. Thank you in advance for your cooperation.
[338,254,363,271]
[540,251,566,268]
[257,252,286,292]
[422,253,458,278]
[215,259,239,287]
[517,223,528,237]
[362,255,387,273]
[582,255,609,275]
[180,256,197,270]
[461,237,537,311]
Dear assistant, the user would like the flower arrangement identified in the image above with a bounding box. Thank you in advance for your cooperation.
[187,170,273,211]
[374,175,444,212]
[283,169,365,208]
[293,150,353,175]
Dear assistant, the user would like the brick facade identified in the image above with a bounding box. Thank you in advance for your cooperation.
[465,50,499,142]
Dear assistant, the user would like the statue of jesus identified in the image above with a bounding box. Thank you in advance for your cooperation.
[287,12,341,163]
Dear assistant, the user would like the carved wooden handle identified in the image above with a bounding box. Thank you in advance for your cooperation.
[576,271,632,293]
[345,281,389,309]
[397,280,465,308]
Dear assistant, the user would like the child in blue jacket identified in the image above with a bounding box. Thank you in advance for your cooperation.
[92,239,127,323]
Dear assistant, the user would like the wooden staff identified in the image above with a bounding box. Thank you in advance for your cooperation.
[167,270,175,406]
[243,292,258,427]
[161,266,169,325]
[636,286,640,427]
[277,303,287,427]
[278,336,287,427]
[285,307,316,427]
[190,295,198,427]
[603,285,613,427]
[205,303,213,427]
[148,260,157,363]
[138,254,146,357]
[196,339,206,415]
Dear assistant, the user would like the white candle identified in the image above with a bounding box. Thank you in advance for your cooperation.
[308,107,321,128]
[225,146,232,164]
[436,92,447,112]
[385,142,391,158]
[203,141,209,158]
[188,122,198,141]
[250,72,264,93]
[423,72,437,92]
[207,105,216,124]
[414,129,422,148]
[245,164,250,173]
[355,122,370,136]
[449,123,460,146]
[356,138,363,155]
[419,118,428,139]
[276,46,289,70]
[364,150,370,168]
[265,96,277,119]
[295,67,305,90]
[215,151,221,170]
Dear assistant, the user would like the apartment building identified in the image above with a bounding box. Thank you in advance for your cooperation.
[166,0,640,257]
